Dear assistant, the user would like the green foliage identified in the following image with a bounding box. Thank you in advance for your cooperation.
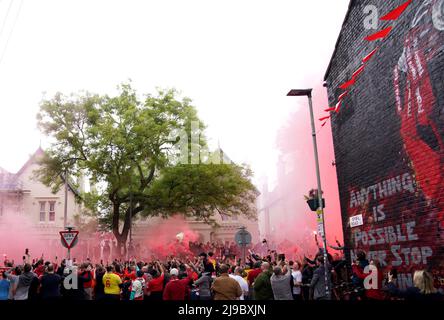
[35,83,258,246]
[145,163,258,225]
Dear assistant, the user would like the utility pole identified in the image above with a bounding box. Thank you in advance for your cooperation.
[64,169,68,229]
[287,89,331,299]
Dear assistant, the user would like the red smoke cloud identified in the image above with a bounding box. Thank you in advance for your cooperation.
[0,213,88,264]
[271,82,343,256]
[137,215,201,260]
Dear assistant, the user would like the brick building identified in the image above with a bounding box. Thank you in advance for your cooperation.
[325,0,444,288]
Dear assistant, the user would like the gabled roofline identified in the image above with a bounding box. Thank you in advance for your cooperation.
[14,147,81,198]
[15,147,45,177]
[324,0,356,81]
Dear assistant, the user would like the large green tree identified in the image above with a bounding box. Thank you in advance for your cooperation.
[35,83,257,253]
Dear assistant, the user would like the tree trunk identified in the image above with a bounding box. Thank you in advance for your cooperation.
[112,201,126,259]
[111,201,132,259]
[111,200,144,259]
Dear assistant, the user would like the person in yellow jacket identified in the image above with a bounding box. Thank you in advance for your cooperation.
[103,265,122,300]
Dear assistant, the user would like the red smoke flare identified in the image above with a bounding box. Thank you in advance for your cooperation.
[275,82,343,256]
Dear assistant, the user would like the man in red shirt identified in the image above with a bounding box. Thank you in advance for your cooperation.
[34,260,45,277]
[162,268,193,300]
[247,261,262,287]
[124,265,137,281]
[352,259,385,300]
[146,261,165,300]
[80,263,94,300]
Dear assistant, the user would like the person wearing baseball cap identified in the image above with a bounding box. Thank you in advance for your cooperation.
[162,267,193,300]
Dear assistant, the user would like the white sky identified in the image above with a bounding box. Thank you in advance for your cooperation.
[0,0,349,187]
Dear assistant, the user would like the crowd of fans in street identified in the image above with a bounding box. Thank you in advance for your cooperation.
[0,239,443,301]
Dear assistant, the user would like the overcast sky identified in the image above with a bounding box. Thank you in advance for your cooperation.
[0,0,349,186]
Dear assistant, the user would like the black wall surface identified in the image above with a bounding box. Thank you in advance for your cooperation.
[326,0,444,288]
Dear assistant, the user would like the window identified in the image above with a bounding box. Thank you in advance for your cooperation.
[39,201,46,222]
[49,201,55,222]
[220,213,229,221]
[232,214,238,221]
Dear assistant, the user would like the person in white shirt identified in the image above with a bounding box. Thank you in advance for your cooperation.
[131,271,146,300]
[229,267,249,300]
[291,261,303,300]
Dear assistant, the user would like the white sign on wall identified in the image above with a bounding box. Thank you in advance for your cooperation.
[350,214,364,228]
[317,222,324,236]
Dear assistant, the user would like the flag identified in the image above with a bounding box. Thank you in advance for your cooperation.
[380,0,412,21]
[319,116,330,121]
[324,107,336,112]
[321,121,327,127]
[365,26,393,41]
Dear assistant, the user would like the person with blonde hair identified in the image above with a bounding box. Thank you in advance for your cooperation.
[385,269,443,301]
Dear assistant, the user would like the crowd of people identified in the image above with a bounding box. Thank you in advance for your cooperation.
[0,238,443,301]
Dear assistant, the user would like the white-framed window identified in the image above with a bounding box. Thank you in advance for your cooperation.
[39,201,46,222]
[49,201,55,222]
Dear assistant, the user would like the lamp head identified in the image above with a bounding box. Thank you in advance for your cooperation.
[287,89,313,97]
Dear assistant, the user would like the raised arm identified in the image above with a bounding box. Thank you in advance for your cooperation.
[328,245,345,251]
[157,261,165,275]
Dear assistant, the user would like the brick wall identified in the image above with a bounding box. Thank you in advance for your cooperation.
[325,0,444,288]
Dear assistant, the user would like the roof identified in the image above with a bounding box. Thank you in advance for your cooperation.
[15,147,45,177]
[214,147,233,164]
[1,147,80,197]
[324,0,356,81]
[0,168,21,191]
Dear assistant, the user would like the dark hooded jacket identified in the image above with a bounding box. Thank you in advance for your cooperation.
[15,272,37,300]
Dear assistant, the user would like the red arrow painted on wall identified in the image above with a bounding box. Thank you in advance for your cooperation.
[365,26,393,41]
[339,77,356,90]
[362,48,378,63]
[380,0,412,21]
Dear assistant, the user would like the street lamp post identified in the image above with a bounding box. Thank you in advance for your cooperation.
[64,169,68,229]
[287,88,331,299]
